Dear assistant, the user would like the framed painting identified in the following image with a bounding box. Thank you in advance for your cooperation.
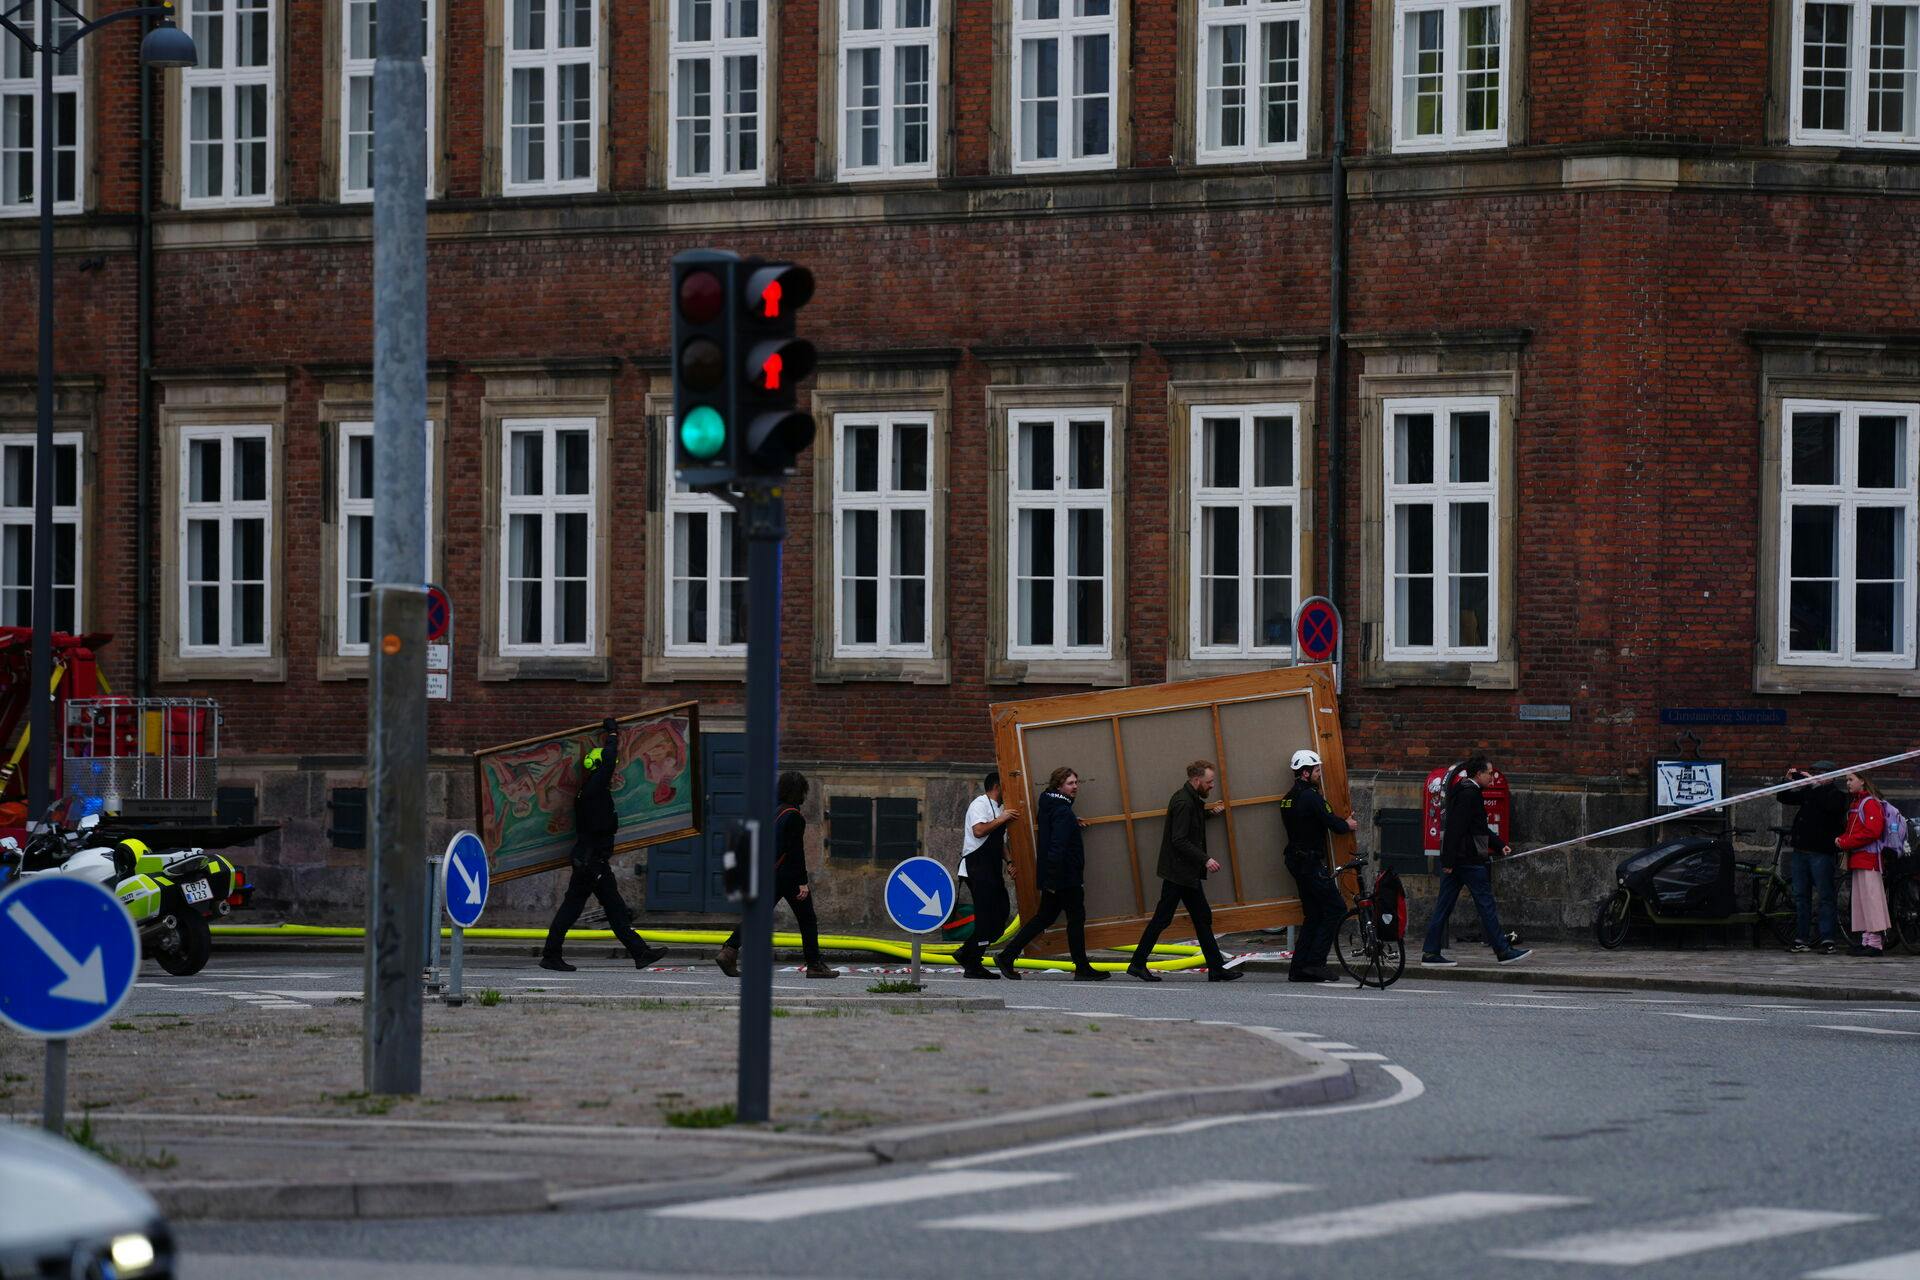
[474,702,702,882]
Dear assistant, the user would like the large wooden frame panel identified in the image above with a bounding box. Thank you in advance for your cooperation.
[989,666,1349,955]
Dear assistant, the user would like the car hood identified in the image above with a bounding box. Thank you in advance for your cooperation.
[0,1122,161,1249]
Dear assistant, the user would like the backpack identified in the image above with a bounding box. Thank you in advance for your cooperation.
[1372,868,1409,942]
[1878,799,1912,868]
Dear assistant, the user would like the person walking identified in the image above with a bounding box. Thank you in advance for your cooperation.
[954,771,1019,979]
[1420,755,1531,966]
[995,766,1109,982]
[1837,773,1892,957]
[541,718,670,973]
[1126,760,1243,983]
[1781,761,1849,954]
[716,771,838,980]
[1279,749,1352,984]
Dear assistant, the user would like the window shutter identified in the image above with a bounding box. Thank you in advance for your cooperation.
[875,797,922,862]
[828,795,874,859]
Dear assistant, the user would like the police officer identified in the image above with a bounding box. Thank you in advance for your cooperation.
[541,718,670,973]
[1279,748,1351,984]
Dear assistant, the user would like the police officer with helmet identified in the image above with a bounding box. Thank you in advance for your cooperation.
[1279,748,1353,984]
[540,718,671,973]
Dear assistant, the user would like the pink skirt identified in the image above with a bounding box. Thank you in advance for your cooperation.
[1852,867,1891,934]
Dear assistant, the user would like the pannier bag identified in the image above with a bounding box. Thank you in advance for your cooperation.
[1372,868,1409,942]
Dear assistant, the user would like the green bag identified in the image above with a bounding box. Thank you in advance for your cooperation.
[941,899,977,943]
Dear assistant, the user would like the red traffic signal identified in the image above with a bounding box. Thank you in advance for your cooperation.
[743,264,814,322]
[745,339,816,395]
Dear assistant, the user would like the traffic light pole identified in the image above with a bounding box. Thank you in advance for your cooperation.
[733,482,785,1124]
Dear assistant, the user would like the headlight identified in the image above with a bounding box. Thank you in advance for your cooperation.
[110,1232,157,1272]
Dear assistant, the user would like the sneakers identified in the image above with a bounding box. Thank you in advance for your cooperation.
[1818,939,1839,955]
[1421,953,1458,967]
[994,952,1023,981]
[1126,963,1163,983]
[1496,947,1533,965]
[1288,968,1342,984]
[1207,968,1245,983]
[1787,940,1812,954]
[634,945,670,969]
[715,945,740,978]
[962,964,1000,980]
[1073,967,1112,982]
[538,955,576,972]
[804,962,840,979]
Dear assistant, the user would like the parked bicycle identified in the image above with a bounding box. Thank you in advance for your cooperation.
[1593,825,1798,949]
[1333,852,1406,989]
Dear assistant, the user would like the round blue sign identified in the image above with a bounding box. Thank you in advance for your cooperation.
[0,876,141,1040]
[1294,596,1341,662]
[442,830,491,929]
[884,856,955,935]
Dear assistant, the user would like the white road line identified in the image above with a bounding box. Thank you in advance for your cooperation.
[1654,1012,1762,1023]
[1300,1041,1358,1050]
[654,1171,1069,1222]
[1473,1002,1596,1010]
[1210,1192,1584,1246]
[260,990,363,1000]
[1807,1248,1920,1279]
[1326,1052,1389,1061]
[1496,1208,1872,1265]
[1810,1024,1920,1037]
[924,1181,1312,1233]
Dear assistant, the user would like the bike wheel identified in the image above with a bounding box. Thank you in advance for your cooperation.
[1756,875,1797,948]
[1370,934,1407,989]
[1333,911,1368,986]
[1888,876,1920,955]
[1593,889,1633,949]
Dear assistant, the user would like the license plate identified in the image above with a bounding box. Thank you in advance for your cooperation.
[182,879,213,904]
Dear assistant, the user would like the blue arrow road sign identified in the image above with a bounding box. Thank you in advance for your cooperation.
[884,856,955,935]
[0,876,140,1040]
[443,830,490,929]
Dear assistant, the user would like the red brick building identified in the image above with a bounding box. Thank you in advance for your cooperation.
[2,0,1916,935]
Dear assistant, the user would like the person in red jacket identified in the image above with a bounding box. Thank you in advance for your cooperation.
[1836,773,1891,957]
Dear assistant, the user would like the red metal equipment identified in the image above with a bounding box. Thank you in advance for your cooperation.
[0,627,112,824]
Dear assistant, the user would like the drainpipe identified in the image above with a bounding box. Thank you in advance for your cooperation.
[136,13,154,697]
[1326,0,1349,615]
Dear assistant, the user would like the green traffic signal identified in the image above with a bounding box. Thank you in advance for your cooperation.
[679,405,728,460]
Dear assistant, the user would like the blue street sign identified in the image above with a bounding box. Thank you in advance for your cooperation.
[884,856,955,935]
[442,831,490,929]
[0,876,140,1040]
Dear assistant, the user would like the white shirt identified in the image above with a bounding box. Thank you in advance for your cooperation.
[958,793,1001,879]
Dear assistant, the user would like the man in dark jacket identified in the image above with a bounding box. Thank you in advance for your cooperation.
[995,766,1109,982]
[541,719,670,972]
[1125,761,1243,983]
[1280,748,1353,983]
[1781,761,1849,954]
[1420,755,1530,966]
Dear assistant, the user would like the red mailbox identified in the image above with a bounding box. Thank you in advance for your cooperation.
[1422,763,1514,856]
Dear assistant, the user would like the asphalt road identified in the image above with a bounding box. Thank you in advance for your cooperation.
[163,953,1919,1280]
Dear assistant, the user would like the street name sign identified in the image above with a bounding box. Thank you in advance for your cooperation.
[0,876,140,1039]
[884,856,955,934]
[442,830,490,929]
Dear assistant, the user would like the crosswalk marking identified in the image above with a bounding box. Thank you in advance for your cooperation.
[1810,1025,1920,1037]
[1806,1248,1920,1279]
[924,1181,1311,1233]
[1326,1051,1388,1061]
[654,1171,1068,1222]
[1208,1192,1584,1246]
[1300,1041,1357,1050]
[1496,1207,1871,1265]
[1656,1011,1761,1023]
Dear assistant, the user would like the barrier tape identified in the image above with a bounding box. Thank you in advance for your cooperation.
[1503,746,1920,863]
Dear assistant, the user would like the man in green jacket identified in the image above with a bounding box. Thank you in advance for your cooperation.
[1126,760,1243,983]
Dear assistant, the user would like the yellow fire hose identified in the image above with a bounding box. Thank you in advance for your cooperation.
[208,919,1213,973]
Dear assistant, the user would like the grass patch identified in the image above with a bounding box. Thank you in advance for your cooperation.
[662,1102,737,1129]
[809,1007,859,1018]
[913,1044,942,1053]
[110,1022,136,1031]
[771,1008,793,1018]
[476,989,504,1007]
[1054,1028,1077,1035]
[65,1112,179,1171]
[578,1099,611,1109]
[465,1093,525,1104]
[866,980,923,994]
[969,1086,991,1095]
[303,1025,328,1035]
[322,1090,397,1116]
[1088,1090,1113,1099]
[1086,1022,1102,1032]
[214,1091,256,1102]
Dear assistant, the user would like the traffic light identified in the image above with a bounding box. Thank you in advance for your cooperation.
[735,262,817,476]
[672,249,740,490]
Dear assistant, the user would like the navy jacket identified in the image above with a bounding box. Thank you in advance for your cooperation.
[1034,790,1085,891]
[1440,778,1505,870]
[1780,781,1848,855]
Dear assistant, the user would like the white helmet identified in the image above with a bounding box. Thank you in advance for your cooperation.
[1290,749,1322,773]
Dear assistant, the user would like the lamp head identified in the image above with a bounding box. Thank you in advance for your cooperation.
[139,8,198,69]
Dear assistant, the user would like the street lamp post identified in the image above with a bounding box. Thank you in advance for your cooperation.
[0,0,193,822]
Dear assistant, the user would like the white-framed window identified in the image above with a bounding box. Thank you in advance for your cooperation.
[1392,0,1508,152]
[840,0,937,179]
[664,472,746,656]
[1008,409,1111,657]
[669,0,765,188]
[335,422,435,656]
[504,0,597,195]
[181,0,276,207]
[1382,397,1499,660]
[0,6,81,217]
[499,419,595,655]
[833,414,933,656]
[1196,0,1306,163]
[179,425,272,656]
[1190,405,1300,658]
[1792,0,1920,147]
[0,434,81,631]
[1778,400,1918,667]
[1012,0,1117,171]
[341,0,437,201]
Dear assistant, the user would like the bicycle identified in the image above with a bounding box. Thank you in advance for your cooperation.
[1592,825,1798,949]
[1332,852,1405,989]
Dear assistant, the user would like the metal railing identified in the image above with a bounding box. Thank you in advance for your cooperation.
[62,696,220,812]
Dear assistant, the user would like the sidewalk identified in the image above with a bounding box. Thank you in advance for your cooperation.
[0,990,1348,1220]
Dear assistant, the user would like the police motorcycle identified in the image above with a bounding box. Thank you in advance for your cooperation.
[0,800,252,976]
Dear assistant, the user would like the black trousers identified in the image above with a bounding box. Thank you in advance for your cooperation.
[1130,879,1227,968]
[997,885,1090,967]
[954,872,1011,970]
[544,861,651,961]
[1285,852,1346,975]
[724,886,823,965]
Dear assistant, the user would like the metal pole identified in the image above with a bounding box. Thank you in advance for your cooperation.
[736,486,786,1124]
[424,855,443,993]
[29,0,57,825]
[364,0,430,1095]
[447,923,465,1007]
[910,937,921,988]
[137,9,155,700]
[41,1039,66,1133]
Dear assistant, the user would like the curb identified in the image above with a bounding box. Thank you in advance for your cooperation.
[550,1152,884,1214]
[1234,958,1920,1003]
[149,1173,550,1221]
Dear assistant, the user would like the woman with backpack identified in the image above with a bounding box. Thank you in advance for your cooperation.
[1836,773,1893,957]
